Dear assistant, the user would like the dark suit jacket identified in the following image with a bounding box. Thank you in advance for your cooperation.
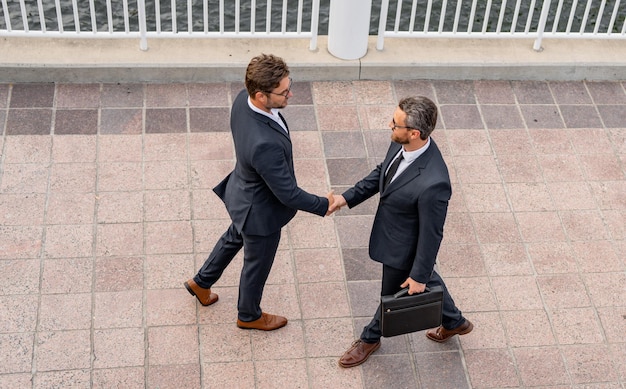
[213,89,328,236]
[342,140,451,283]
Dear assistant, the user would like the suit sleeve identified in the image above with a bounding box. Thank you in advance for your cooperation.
[252,140,329,216]
[341,163,382,208]
[410,182,451,283]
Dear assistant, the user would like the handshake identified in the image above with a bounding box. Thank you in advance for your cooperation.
[325,191,346,216]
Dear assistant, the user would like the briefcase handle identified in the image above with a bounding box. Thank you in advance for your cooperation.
[393,287,431,299]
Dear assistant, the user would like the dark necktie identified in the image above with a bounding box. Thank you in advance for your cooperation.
[383,153,403,190]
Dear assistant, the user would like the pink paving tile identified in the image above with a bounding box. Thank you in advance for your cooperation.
[36,330,91,371]
[43,224,93,258]
[560,209,610,241]
[51,135,96,162]
[146,288,196,326]
[0,333,33,374]
[444,276,498,312]
[192,219,233,254]
[41,258,92,294]
[45,192,95,225]
[147,364,201,389]
[513,347,569,386]
[93,328,145,368]
[38,293,92,330]
[201,361,255,388]
[506,182,554,212]
[199,323,252,363]
[264,250,295,285]
[254,359,308,389]
[516,211,567,242]
[97,191,144,223]
[149,326,199,365]
[311,81,356,105]
[481,243,534,275]
[497,154,544,183]
[190,160,235,189]
[562,344,618,384]
[97,162,143,191]
[437,244,485,276]
[93,291,143,328]
[607,128,626,153]
[547,181,596,210]
[537,154,586,182]
[572,240,623,273]
[551,307,604,345]
[529,129,574,154]
[291,131,323,159]
[442,212,477,244]
[0,295,38,332]
[146,254,194,289]
[358,104,397,131]
[579,154,624,181]
[298,282,350,319]
[100,108,143,135]
[188,83,231,106]
[489,129,534,156]
[589,180,626,209]
[196,286,239,326]
[453,155,502,183]
[288,216,338,249]
[143,133,188,161]
[500,310,556,347]
[294,248,344,283]
[471,212,521,243]
[145,221,193,254]
[49,162,96,192]
[188,132,234,160]
[97,135,143,162]
[569,128,615,154]
[597,307,626,344]
[260,283,302,320]
[537,274,591,309]
[250,320,306,360]
[526,242,578,274]
[3,135,51,163]
[94,256,144,292]
[92,367,145,388]
[0,193,46,225]
[354,80,395,105]
[464,349,520,388]
[446,129,492,156]
[0,373,32,388]
[191,189,230,220]
[490,275,544,310]
[582,272,626,307]
[461,183,510,212]
[100,83,144,108]
[293,159,328,188]
[458,311,507,349]
[307,357,363,388]
[0,226,42,260]
[316,105,360,131]
[144,160,189,190]
[55,83,101,108]
[33,370,91,388]
[474,80,516,103]
[96,223,144,257]
[145,83,188,107]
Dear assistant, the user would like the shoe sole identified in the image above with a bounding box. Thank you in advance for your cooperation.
[237,321,288,331]
[426,322,473,343]
[338,342,381,368]
[184,282,218,306]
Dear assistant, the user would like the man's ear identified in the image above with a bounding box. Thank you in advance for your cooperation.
[252,91,266,101]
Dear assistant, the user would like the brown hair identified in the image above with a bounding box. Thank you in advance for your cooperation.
[245,54,290,97]
[399,96,438,140]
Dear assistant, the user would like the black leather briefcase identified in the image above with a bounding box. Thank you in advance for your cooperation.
[381,285,443,337]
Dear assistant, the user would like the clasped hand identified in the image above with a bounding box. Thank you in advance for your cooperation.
[325,191,347,216]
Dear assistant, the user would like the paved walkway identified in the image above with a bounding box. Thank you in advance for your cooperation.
[0,80,624,389]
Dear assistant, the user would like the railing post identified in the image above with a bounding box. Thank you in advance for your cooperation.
[376,0,390,50]
[328,0,372,60]
[137,0,148,51]
[533,0,552,51]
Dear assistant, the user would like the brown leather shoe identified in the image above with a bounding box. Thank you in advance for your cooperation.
[426,319,473,343]
[184,279,218,306]
[338,339,381,368]
[237,312,288,331]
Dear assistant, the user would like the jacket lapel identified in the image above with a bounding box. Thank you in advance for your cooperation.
[381,141,436,196]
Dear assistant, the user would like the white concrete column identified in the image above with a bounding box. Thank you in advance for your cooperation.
[327,0,372,60]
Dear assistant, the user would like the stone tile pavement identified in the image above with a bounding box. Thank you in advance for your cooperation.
[0,80,624,388]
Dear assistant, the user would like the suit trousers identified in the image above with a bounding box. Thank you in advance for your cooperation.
[194,223,281,322]
[360,264,466,343]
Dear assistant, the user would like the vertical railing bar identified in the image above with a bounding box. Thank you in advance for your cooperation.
[37,0,46,32]
[511,0,522,34]
[552,0,564,33]
[19,0,29,32]
[137,0,147,49]
[188,0,193,33]
[250,0,256,33]
[621,14,626,34]
[309,0,320,49]
[482,0,492,34]
[155,0,161,33]
[219,0,224,34]
[235,0,240,33]
[593,0,606,34]
[89,0,96,32]
[54,0,62,32]
[409,0,417,32]
[72,0,81,33]
[296,0,303,33]
[438,0,447,33]
[376,0,389,49]
[534,0,551,50]
[203,0,208,33]
[607,0,620,35]
[424,0,432,33]
[566,0,578,34]
[106,0,113,33]
[580,0,592,34]
[281,0,288,33]
[453,0,462,33]
[171,0,177,33]
[122,0,129,33]
[468,0,477,33]
[267,0,273,34]
[394,0,402,33]
[1,0,12,32]
[524,0,536,34]
[496,0,507,33]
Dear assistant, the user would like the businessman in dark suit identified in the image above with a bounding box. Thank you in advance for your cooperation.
[184,54,333,331]
[330,96,473,367]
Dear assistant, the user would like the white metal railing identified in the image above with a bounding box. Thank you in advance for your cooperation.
[0,0,320,51]
[377,0,626,51]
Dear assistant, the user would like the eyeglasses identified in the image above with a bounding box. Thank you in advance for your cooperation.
[391,118,414,131]
[266,77,293,97]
